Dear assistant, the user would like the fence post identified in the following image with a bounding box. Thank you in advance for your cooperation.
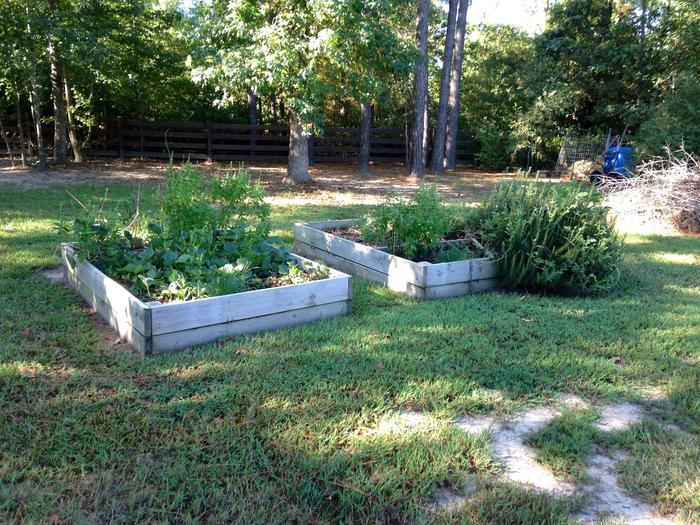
[117,116,124,161]
[308,134,315,166]
[206,120,213,162]
[139,122,144,156]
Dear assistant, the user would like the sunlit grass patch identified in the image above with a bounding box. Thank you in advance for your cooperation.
[615,421,700,522]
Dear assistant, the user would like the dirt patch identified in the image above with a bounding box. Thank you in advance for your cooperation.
[0,158,535,204]
[577,448,680,525]
[39,267,66,284]
[490,407,576,495]
[595,402,644,432]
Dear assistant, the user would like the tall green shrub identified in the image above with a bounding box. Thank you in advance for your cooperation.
[471,182,622,293]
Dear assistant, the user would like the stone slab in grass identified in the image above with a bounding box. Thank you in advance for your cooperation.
[60,243,352,356]
[294,219,499,300]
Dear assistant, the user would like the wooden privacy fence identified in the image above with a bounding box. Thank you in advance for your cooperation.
[0,116,480,165]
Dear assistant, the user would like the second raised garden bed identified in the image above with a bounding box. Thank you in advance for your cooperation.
[294,219,499,300]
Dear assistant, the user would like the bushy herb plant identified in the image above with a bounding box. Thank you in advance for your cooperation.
[468,182,622,294]
[62,163,329,301]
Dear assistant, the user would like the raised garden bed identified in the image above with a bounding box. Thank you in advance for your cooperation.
[61,243,352,356]
[294,220,499,300]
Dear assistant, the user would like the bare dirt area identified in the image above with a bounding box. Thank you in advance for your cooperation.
[0,158,539,204]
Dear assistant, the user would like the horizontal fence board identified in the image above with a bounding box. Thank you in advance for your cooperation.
[2,115,478,165]
[212,133,288,141]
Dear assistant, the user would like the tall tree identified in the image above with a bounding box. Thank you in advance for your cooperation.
[409,0,429,179]
[431,0,459,173]
[48,0,67,164]
[444,0,470,169]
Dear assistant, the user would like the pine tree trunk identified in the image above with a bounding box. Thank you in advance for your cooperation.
[445,0,470,170]
[431,0,458,173]
[358,101,371,174]
[48,0,67,164]
[63,65,82,163]
[410,0,429,179]
[14,87,27,167]
[287,112,312,184]
[29,79,47,170]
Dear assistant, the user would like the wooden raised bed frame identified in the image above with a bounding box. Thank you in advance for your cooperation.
[60,243,352,356]
[294,220,499,300]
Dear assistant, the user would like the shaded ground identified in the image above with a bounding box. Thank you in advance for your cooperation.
[0,158,543,204]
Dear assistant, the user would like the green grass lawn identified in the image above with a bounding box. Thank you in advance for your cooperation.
[1,184,699,523]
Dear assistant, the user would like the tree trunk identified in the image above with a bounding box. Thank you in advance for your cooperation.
[48,0,67,164]
[287,112,312,184]
[445,0,470,170]
[271,94,278,125]
[410,0,430,179]
[14,87,27,167]
[29,79,47,170]
[431,0,458,173]
[0,120,15,166]
[358,100,371,174]
[63,64,82,162]
[248,88,257,126]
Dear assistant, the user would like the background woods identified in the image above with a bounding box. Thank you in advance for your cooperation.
[1,0,699,177]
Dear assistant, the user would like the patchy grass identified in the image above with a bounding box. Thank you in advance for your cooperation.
[615,421,700,522]
[524,410,601,483]
[0,184,699,523]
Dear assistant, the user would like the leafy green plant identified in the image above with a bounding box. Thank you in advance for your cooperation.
[361,185,453,261]
[469,181,622,294]
[61,163,327,301]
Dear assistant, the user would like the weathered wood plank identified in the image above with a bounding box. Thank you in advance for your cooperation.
[151,301,350,354]
[294,221,500,300]
[422,278,500,299]
[150,274,349,336]
[61,244,151,354]
[61,244,150,334]
[424,258,498,286]
[294,223,427,287]
[294,240,425,298]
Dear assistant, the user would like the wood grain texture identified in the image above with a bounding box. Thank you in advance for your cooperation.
[151,301,349,354]
[294,223,427,287]
[150,275,350,335]
[61,244,151,354]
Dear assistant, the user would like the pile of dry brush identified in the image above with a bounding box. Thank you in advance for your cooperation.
[600,148,700,234]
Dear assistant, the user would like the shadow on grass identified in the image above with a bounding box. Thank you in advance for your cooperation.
[1,187,699,522]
